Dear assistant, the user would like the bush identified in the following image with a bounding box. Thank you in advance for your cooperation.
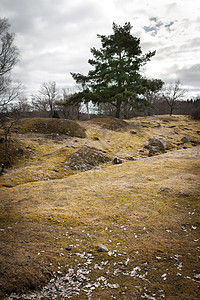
[190,108,200,120]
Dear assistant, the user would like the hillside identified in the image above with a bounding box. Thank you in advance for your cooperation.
[0,115,200,299]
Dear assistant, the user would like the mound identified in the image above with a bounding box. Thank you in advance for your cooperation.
[65,146,110,170]
[15,118,86,138]
[89,117,128,131]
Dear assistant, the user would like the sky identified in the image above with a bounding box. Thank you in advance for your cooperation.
[1,0,200,98]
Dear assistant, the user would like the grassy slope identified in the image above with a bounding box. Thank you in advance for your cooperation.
[0,115,200,299]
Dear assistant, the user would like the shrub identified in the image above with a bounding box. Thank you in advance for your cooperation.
[190,108,200,120]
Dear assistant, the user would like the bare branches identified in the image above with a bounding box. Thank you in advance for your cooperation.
[0,18,19,76]
[0,18,20,113]
[0,81,24,113]
[162,80,186,115]
[31,81,60,117]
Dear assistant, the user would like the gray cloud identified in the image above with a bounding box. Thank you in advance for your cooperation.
[1,0,200,97]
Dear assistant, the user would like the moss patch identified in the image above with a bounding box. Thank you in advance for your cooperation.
[89,117,129,131]
[15,118,86,138]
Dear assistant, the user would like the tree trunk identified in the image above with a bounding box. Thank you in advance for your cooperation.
[169,105,173,115]
[115,99,121,118]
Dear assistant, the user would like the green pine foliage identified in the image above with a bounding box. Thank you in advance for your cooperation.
[69,22,159,118]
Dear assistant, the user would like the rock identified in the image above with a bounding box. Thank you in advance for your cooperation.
[148,146,161,156]
[130,130,137,135]
[66,146,110,171]
[65,246,72,251]
[107,283,120,289]
[148,138,167,152]
[181,136,189,143]
[193,273,200,280]
[96,244,108,252]
[113,157,122,164]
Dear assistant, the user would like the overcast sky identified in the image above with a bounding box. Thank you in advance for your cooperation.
[1,0,200,98]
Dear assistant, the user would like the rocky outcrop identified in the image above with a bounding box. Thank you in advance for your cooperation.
[144,138,167,156]
[65,146,110,171]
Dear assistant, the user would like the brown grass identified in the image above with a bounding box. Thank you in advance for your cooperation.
[0,115,200,299]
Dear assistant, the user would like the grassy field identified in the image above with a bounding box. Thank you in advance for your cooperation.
[0,115,200,299]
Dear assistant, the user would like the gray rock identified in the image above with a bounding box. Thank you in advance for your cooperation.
[65,246,72,251]
[149,138,167,152]
[96,244,108,252]
[113,157,122,164]
[148,146,161,156]
[181,136,189,143]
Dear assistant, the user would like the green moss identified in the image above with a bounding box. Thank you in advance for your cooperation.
[15,118,86,138]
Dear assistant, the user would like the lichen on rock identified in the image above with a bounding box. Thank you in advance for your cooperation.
[65,146,110,171]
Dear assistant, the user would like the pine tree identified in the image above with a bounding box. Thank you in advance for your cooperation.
[70,22,157,118]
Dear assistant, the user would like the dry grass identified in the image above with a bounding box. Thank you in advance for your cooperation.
[0,115,200,299]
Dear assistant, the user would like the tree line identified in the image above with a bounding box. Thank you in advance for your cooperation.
[0,19,199,121]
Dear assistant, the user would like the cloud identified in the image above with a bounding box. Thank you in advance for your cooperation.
[1,0,200,97]
[143,17,175,36]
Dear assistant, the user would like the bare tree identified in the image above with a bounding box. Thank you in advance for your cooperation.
[0,117,20,173]
[162,80,186,115]
[0,18,20,113]
[0,18,19,76]
[56,88,81,119]
[11,96,31,117]
[0,80,24,114]
[31,81,60,117]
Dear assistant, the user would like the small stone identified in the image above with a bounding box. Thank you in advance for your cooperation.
[96,244,108,252]
[181,136,189,143]
[130,130,137,134]
[193,273,200,280]
[107,283,120,289]
[113,157,122,164]
[65,246,72,251]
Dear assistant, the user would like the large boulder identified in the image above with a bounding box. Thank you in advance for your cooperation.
[148,138,167,152]
[65,146,110,171]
